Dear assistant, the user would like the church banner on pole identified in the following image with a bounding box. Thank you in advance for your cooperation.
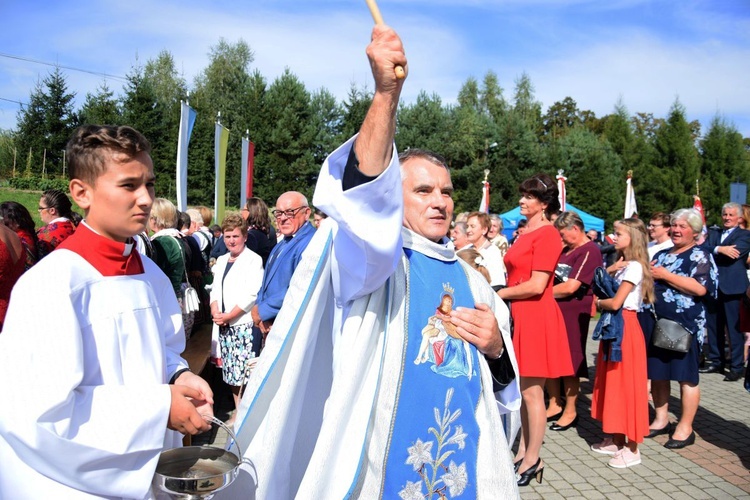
[479,169,490,213]
[556,169,567,212]
[214,116,229,225]
[175,100,197,211]
[624,170,638,219]
[241,132,255,208]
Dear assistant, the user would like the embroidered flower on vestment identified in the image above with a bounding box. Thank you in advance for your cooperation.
[441,461,468,496]
[398,480,424,500]
[406,439,433,471]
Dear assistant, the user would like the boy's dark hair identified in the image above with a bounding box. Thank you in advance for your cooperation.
[66,125,151,185]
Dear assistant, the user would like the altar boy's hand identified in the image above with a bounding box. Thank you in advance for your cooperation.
[168,385,212,435]
[174,371,214,420]
[450,303,504,359]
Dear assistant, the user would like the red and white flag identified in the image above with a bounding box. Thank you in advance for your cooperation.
[479,179,490,213]
[624,171,638,219]
[556,170,567,212]
[693,195,706,225]
[241,134,255,206]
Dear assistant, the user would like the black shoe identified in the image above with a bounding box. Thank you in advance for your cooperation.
[516,458,544,487]
[546,410,563,422]
[550,415,579,431]
[699,364,723,374]
[513,458,523,473]
[646,423,672,438]
[723,371,742,381]
[665,431,695,449]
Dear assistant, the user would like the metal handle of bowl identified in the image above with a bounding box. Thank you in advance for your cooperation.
[203,414,243,462]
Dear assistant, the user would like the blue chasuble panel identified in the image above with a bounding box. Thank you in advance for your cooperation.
[382,249,481,499]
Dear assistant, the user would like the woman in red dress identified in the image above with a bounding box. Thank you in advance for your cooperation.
[498,173,573,486]
[0,201,38,270]
[0,222,25,332]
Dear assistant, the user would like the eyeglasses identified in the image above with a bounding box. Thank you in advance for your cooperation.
[647,224,663,228]
[38,206,49,212]
[272,206,307,219]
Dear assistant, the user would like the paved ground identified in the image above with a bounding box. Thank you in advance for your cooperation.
[195,319,750,498]
[519,320,750,499]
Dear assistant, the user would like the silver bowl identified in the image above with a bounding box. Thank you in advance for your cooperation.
[152,416,242,499]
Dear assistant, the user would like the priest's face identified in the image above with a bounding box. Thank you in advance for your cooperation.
[401,157,454,243]
[71,150,155,243]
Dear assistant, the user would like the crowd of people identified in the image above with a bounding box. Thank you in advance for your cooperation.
[0,23,746,499]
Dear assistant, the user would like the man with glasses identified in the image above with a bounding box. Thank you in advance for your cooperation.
[647,212,673,259]
[701,202,750,380]
[250,191,314,336]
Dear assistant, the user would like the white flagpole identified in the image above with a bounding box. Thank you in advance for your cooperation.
[624,170,637,218]
[241,131,249,208]
[556,169,567,212]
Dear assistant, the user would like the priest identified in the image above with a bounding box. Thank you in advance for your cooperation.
[225,25,521,499]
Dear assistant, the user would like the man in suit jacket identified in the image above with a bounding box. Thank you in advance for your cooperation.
[701,202,750,381]
[251,191,315,336]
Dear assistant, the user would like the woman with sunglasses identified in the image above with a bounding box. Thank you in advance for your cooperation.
[36,189,78,259]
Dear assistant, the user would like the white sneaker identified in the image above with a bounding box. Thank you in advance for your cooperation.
[591,437,620,456]
[608,448,641,468]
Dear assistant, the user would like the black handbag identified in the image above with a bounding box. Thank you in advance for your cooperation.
[651,316,691,353]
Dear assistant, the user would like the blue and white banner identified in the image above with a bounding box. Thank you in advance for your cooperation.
[175,101,196,211]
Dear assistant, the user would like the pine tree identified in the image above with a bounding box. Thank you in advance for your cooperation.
[79,81,121,125]
[700,116,750,223]
[42,67,78,175]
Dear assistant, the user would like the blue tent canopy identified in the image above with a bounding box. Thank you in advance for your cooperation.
[499,204,605,240]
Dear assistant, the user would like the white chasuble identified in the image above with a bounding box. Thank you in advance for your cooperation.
[225,136,520,499]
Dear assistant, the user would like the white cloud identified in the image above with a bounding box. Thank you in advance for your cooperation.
[1,0,748,138]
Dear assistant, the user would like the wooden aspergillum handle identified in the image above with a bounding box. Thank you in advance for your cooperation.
[364,0,406,79]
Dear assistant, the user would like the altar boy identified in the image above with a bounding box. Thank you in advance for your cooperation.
[0,125,213,498]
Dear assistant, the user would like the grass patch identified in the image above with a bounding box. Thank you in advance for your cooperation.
[0,187,81,227]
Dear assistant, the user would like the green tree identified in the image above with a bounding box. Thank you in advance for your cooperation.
[15,68,77,177]
[42,67,78,175]
[641,100,701,216]
[14,79,47,175]
[339,84,372,140]
[0,129,18,180]
[143,51,188,202]
[512,73,542,134]
[556,128,623,224]
[190,39,255,207]
[700,117,750,224]
[121,63,171,197]
[479,71,507,123]
[308,88,343,166]
[79,81,121,125]
[542,97,582,141]
[258,69,316,202]
[395,91,449,154]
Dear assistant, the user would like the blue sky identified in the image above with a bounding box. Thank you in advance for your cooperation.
[1,0,749,139]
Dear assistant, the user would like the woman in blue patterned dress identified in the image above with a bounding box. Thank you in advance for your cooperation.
[648,208,718,449]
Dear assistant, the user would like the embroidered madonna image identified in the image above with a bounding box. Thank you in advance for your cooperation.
[414,283,474,379]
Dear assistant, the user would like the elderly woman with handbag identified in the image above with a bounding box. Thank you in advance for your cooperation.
[210,214,264,417]
[647,208,717,449]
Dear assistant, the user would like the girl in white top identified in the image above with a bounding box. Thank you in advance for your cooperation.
[591,218,654,469]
